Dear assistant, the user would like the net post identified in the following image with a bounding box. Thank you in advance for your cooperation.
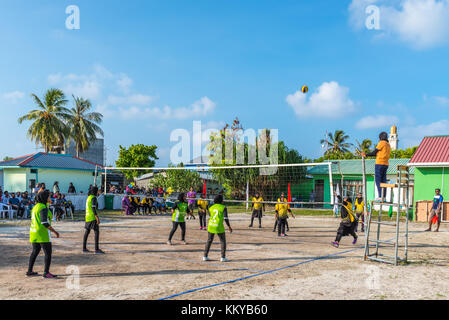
[328,162,334,206]
[104,167,107,194]
[362,157,368,229]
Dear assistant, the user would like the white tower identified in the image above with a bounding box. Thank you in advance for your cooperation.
[389,125,398,151]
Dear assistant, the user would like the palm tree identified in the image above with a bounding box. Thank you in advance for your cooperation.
[355,139,373,157]
[67,96,104,157]
[320,130,353,156]
[18,89,70,153]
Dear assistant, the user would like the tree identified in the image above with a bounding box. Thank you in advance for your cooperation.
[149,164,202,192]
[320,130,353,158]
[355,139,373,157]
[18,89,70,152]
[115,144,159,180]
[391,146,418,159]
[2,156,13,161]
[67,96,104,157]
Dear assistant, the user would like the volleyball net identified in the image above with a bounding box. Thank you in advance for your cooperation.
[104,162,336,209]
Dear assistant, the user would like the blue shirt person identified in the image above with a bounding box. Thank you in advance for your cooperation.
[426,188,444,232]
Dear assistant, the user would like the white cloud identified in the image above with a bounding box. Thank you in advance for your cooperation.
[349,0,449,49]
[107,94,154,106]
[356,114,399,129]
[116,73,133,93]
[286,81,356,118]
[2,91,25,103]
[401,119,449,146]
[434,96,449,105]
[118,96,216,121]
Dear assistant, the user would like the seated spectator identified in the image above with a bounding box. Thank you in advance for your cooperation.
[61,194,75,214]
[2,191,10,205]
[68,182,76,194]
[8,193,21,217]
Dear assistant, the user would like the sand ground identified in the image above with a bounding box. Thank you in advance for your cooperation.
[1,213,449,300]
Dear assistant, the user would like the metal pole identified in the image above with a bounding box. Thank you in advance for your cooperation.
[405,167,410,262]
[395,166,402,266]
[94,165,98,186]
[328,162,334,206]
[362,157,369,231]
[364,201,373,261]
[375,202,382,257]
[104,167,107,194]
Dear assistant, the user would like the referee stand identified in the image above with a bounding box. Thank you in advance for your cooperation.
[364,164,412,266]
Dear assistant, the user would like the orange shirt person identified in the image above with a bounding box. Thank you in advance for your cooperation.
[362,132,391,200]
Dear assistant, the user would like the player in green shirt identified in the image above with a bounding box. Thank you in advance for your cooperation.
[27,189,60,278]
[83,186,104,254]
[167,193,191,245]
[203,195,233,262]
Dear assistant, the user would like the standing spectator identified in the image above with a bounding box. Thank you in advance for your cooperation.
[67,183,76,194]
[39,183,46,193]
[362,132,391,200]
[309,190,315,209]
[0,190,3,204]
[21,193,32,219]
[53,182,60,194]
[426,188,444,232]
[186,186,197,220]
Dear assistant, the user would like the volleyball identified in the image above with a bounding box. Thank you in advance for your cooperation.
[301,85,309,94]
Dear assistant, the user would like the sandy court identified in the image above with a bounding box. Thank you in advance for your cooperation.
[1,212,449,300]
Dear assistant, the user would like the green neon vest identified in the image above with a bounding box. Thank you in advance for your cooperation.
[172,201,188,222]
[85,195,97,222]
[30,203,52,243]
[208,204,225,234]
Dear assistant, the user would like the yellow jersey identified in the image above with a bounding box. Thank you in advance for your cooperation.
[376,140,391,166]
[354,198,364,213]
[252,197,264,210]
[275,199,290,219]
[197,199,209,211]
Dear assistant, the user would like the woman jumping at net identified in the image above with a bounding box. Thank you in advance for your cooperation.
[167,193,191,245]
[331,192,358,248]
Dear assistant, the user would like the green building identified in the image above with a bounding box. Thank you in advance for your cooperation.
[409,136,449,209]
[307,159,413,208]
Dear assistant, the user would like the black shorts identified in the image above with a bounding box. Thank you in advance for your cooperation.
[252,209,262,218]
[85,220,99,231]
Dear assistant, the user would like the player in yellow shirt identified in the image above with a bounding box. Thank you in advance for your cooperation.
[362,132,391,200]
[274,193,295,237]
[249,192,265,228]
[354,193,365,232]
[197,194,209,230]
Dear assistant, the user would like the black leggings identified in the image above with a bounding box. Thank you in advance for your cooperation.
[83,227,100,251]
[273,217,289,231]
[28,242,52,274]
[250,210,262,227]
[278,217,287,235]
[204,232,226,258]
[168,222,186,241]
[199,212,207,228]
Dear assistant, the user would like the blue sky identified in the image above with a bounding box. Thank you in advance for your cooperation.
[0,0,448,165]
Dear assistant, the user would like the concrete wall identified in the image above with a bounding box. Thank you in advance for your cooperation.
[2,168,97,193]
[37,169,97,194]
[3,168,27,192]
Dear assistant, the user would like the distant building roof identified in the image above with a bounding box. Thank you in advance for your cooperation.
[0,152,102,172]
[409,136,449,166]
[308,159,413,176]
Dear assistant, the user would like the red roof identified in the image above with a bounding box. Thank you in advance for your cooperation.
[410,136,449,164]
